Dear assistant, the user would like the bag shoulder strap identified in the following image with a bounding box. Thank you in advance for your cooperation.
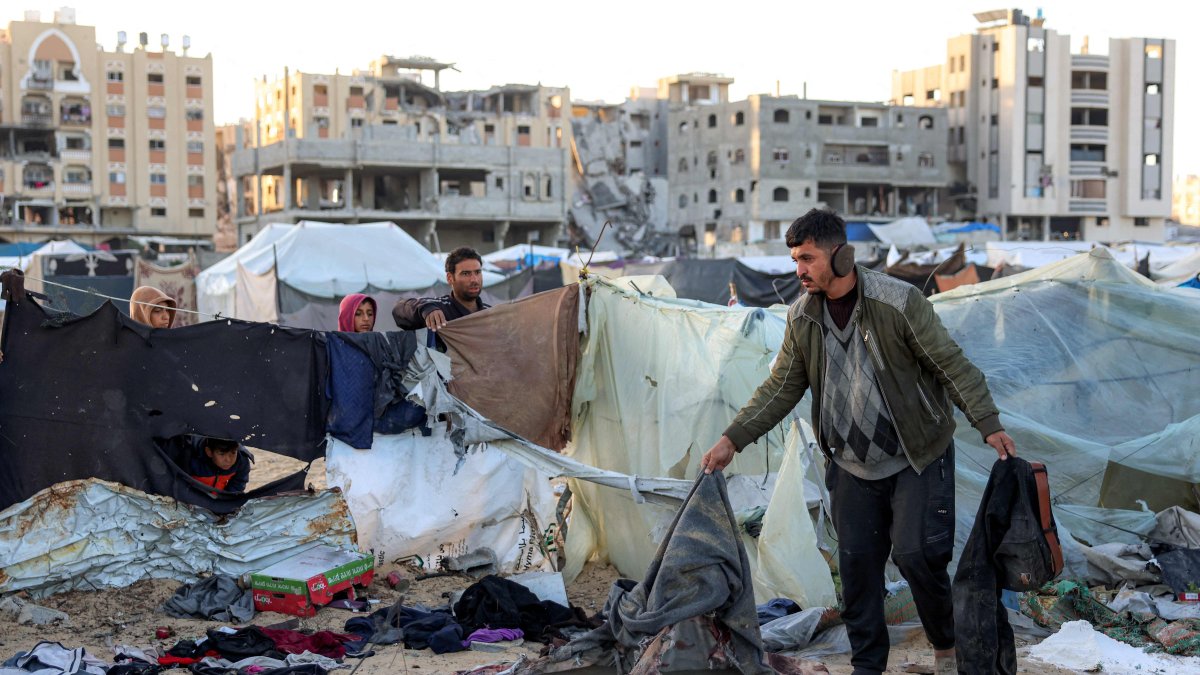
[1029,461,1064,574]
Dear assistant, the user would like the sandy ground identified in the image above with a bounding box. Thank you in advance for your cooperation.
[0,451,1078,674]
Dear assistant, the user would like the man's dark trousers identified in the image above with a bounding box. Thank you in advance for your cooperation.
[826,444,956,674]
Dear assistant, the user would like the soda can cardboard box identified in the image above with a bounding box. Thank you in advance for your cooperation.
[251,545,374,617]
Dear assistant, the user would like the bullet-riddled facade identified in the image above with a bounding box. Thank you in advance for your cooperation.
[0,8,216,244]
[892,9,1174,242]
[233,56,570,252]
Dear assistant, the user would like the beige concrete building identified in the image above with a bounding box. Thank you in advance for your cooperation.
[0,8,216,245]
[893,8,1174,242]
[1172,175,1200,227]
[232,56,570,252]
[665,73,950,249]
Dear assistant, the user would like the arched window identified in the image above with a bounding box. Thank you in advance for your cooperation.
[734,148,745,164]
[678,194,687,208]
[804,186,812,198]
[707,189,718,204]
[774,109,790,123]
[918,115,934,129]
[734,188,745,203]
[678,158,689,172]
[773,187,789,202]
[734,111,745,126]
[707,114,717,128]
[678,121,689,133]
[706,150,718,167]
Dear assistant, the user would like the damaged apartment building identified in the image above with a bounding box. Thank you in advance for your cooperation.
[665,73,950,250]
[893,8,1175,242]
[231,55,570,252]
[568,89,673,255]
[0,9,217,244]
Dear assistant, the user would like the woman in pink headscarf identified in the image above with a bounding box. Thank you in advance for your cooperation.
[338,293,376,332]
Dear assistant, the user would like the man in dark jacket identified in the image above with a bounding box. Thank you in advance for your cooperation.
[701,209,1017,675]
[392,247,490,338]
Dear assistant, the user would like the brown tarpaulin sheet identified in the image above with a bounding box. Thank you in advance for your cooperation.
[439,285,581,451]
[935,262,981,293]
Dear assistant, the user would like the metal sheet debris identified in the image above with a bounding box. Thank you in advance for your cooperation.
[0,479,358,598]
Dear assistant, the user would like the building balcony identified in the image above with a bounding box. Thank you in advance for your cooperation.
[22,181,55,195]
[60,113,92,126]
[1069,126,1108,142]
[1071,90,1109,106]
[25,78,54,91]
[1068,199,1107,214]
[232,138,567,177]
[61,149,92,162]
[1069,161,1106,177]
[1071,54,1109,70]
[62,182,93,196]
[437,196,505,218]
[21,113,54,127]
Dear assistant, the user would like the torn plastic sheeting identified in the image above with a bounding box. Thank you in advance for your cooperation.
[395,335,830,603]
[399,344,696,507]
[560,278,834,608]
[0,479,358,598]
[1151,506,1200,548]
[324,430,558,574]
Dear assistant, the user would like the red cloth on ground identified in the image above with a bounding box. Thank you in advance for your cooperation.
[258,628,355,659]
[158,651,218,666]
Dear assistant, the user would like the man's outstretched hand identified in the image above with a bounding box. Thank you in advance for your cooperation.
[985,430,1017,460]
[424,308,448,332]
[700,436,737,474]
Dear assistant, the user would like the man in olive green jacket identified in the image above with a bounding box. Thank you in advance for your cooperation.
[702,209,1016,675]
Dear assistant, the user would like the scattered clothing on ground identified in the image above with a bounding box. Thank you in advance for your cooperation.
[163,574,255,624]
[1,642,107,675]
[757,598,802,626]
[463,628,523,648]
[259,628,355,660]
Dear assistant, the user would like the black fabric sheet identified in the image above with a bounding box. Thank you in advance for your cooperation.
[0,299,329,513]
[731,262,801,307]
[40,276,136,316]
[623,259,738,305]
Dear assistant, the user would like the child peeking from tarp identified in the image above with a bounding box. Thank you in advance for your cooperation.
[338,293,377,332]
[130,286,178,329]
[188,437,252,493]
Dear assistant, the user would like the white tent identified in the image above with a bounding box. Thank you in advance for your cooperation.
[1153,248,1200,282]
[0,240,89,278]
[985,241,1099,269]
[196,222,445,326]
[867,216,937,248]
[483,244,571,267]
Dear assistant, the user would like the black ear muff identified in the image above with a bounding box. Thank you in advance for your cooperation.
[832,243,856,278]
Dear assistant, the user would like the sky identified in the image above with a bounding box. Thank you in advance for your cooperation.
[14,0,1198,175]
